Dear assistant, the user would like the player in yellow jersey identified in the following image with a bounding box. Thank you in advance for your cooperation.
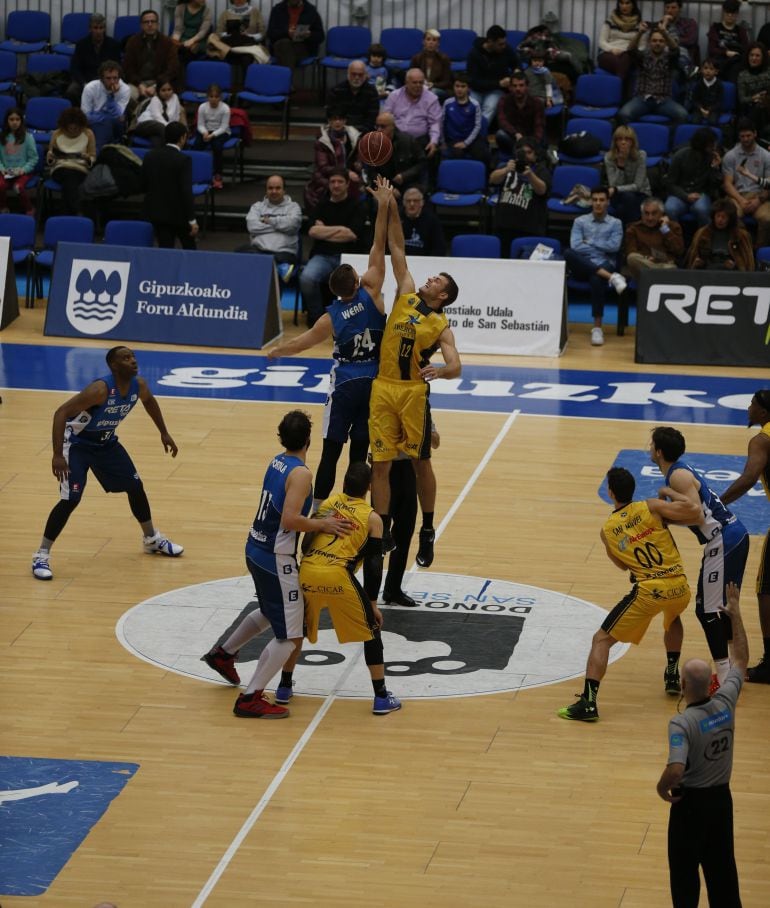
[368,195,462,568]
[558,467,693,722]
[721,389,770,683]
[300,462,401,714]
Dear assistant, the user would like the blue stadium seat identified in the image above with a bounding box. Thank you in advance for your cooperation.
[53,12,92,56]
[569,74,622,119]
[0,11,51,56]
[440,29,477,72]
[559,118,613,164]
[380,27,423,73]
[450,234,501,258]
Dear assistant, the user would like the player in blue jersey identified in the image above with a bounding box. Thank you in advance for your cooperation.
[31,346,183,581]
[266,175,393,512]
[203,410,355,718]
[650,426,750,693]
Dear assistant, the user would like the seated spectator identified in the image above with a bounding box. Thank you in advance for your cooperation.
[266,0,324,75]
[617,24,688,125]
[707,0,749,82]
[189,84,230,190]
[722,118,770,246]
[384,68,442,160]
[238,174,302,283]
[685,198,754,270]
[664,126,723,226]
[206,0,267,66]
[81,61,131,152]
[326,60,380,134]
[467,25,520,124]
[736,42,770,138]
[67,13,122,106]
[172,0,212,65]
[46,107,96,215]
[361,112,425,200]
[495,72,545,155]
[133,79,187,147]
[304,108,362,211]
[399,186,446,256]
[524,44,563,108]
[410,29,453,100]
[0,108,38,216]
[604,125,652,226]
[122,9,181,102]
[519,16,591,87]
[441,73,489,166]
[300,168,366,326]
[365,43,392,98]
[685,57,724,125]
[623,197,684,280]
[563,186,626,347]
[658,0,700,75]
[489,137,552,252]
[597,0,643,89]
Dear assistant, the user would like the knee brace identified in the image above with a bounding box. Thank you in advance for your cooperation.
[364,632,384,666]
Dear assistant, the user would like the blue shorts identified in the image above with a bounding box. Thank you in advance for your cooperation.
[696,530,749,616]
[322,375,373,445]
[246,550,304,639]
[61,438,141,501]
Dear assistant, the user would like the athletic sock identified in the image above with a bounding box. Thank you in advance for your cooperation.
[372,678,387,698]
[280,670,293,688]
[380,514,392,534]
[583,678,600,702]
[666,651,680,672]
[422,511,434,532]
[763,636,770,660]
[246,637,295,694]
[714,657,730,685]
[223,608,270,653]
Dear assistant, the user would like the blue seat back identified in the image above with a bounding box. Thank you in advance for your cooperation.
[324,26,372,59]
[439,29,477,63]
[0,49,16,80]
[551,164,601,199]
[0,94,15,120]
[451,234,501,258]
[510,236,563,259]
[104,220,155,247]
[114,16,141,45]
[185,149,213,184]
[25,96,71,131]
[380,27,423,60]
[0,213,36,249]
[721,81,736,112]
[43,216,94,250]
[184,60,233,93]
[436,159,486,194]
[573,74,622,108]
[506,30,526,50]
[243,63,292,96]
[27,53,71,74]
[60,12,92,44]
[672,123,722,148]
[564,117,613,149]
[630,122,670,157]
[6,11,51,43]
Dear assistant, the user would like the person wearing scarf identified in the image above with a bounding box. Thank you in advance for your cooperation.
[598,0,642,87]
[736,41,770,138]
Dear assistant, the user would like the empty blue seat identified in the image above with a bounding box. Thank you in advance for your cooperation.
[0,11,51,55]
[450,234,501,258]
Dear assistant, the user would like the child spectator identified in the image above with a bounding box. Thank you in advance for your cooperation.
[440,73,489,165]
[133,79,187,147]
[365,43,391,98]
[524,44,563,107]
[0,107,38,215]
[192,83,230,189]
[686,58,724,125]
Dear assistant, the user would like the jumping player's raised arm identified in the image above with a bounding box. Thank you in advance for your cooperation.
[361,176,393,312]
[386,195,415,297]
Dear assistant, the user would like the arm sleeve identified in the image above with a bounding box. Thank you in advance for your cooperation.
[362,537,383,599]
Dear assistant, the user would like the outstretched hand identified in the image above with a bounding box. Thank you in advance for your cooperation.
[366,174,394,203]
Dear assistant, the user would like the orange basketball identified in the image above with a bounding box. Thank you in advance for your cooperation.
[358,131,393,167]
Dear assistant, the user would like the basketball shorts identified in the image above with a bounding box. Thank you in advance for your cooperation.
[602,575,691,645]
[300,562,379,644]
[246,551,304,640]
[368,377,432,462]
[757,529,770,597]
[60,437,141,501]
[322,375,373,444]
[696,531,749,617]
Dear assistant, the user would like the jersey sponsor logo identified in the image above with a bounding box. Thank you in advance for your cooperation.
[117,573,630,699]
[340,301,364,319]
[700,709,732,733]
[65,259,130,336]
[670,733,685,747]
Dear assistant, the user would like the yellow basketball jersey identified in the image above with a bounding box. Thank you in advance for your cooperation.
[302,493,372,570]
[604,500,685,582]
[378,292,449,382]
[761,423,770,501]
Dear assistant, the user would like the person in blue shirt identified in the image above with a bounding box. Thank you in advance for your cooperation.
[440,73,489,166]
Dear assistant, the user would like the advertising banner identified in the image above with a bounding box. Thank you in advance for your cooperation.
[0,236,19,330]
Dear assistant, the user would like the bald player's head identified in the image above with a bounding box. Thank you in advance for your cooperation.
[682,658,712,702]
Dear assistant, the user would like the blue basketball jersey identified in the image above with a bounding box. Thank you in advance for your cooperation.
[65,374,140,446]
[246,453,312,560]
[666,460,747,547]
[328,287,386,384]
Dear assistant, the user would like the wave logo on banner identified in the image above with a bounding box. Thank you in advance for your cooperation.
[65,259,131,336]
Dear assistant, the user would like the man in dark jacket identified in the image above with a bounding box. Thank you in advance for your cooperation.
[67,13,122,105]
[399,186,446,256]
[664,126,722,226]
[122,9,180,101]
[326,60,379,133]
[467,24,519,126]
[362,112,426,199]
[141,122,198,250]
[267,0,324,73]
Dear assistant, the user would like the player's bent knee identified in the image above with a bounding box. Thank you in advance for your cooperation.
[364,633,384,666]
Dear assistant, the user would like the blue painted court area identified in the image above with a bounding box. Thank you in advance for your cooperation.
[0,756,138,896]
[0,342,758,425]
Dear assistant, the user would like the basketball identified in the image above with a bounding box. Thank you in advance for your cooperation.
[358,131,393,167]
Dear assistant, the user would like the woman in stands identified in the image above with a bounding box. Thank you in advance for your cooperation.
[46,107,96,216]
[133,79,187,147]
[604,124,651,226]
[685,197,754,270]
[597,0,643,90]
[172,0,213,65]
[736,42,770,139]
[0,107,38,217]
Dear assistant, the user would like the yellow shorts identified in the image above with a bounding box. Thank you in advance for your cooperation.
[368,376,431,462]
[601,576,691,645]
[300,562,378,644]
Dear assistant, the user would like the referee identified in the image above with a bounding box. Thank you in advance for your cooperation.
[657,581,747,908]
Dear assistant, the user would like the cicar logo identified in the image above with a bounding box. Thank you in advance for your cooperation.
[65,259,131,335]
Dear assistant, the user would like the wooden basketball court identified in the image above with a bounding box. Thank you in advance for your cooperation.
[2,308,769,907]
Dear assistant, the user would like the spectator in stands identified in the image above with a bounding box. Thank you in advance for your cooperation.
[239,174,302,283]
[664,125,723,226]
[617,24,688,125]
[524,44,563,108]
[399,186,445,256]
[326,60,380,134]
[495,71,545,154]
[141,122,198,250]
[489,137,552,252]
[604,125,652,226]
[384,68,442,160]
[597,0,643,89]
[365,43,392,98]
[123,9,181,101]
[563,186,626,347]
[304,107,362,211]
[206,0,266,67]
[722,118,770,246]
[759,23,770,54]
[736,42,770,138]
[441,73,489,166]
[623,197,684,280]
[266,0,324,75]
[46,107,96,216]
[519,17,591,87]
[707,0,749,82]
[686,57,724,125]
[659,0,700,75]
[0,108,38,216]
[410,29,453,101]
[685,197,755,270]
[81,61,131,152]
[362,111,426,199]
[67,13,122,106]
[171,0,213,65]
[467,25,520,124]
[300,168,366,326]
[133,78,187,147]
[190,83,231,190]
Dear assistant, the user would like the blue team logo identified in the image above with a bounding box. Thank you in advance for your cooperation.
[407,314,421,324]
[65,259,130,336]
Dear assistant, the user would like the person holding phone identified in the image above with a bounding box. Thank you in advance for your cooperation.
[266,0,324,74]
[722,117,770,247]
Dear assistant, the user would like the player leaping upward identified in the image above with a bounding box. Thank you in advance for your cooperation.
[368,195,462,569]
